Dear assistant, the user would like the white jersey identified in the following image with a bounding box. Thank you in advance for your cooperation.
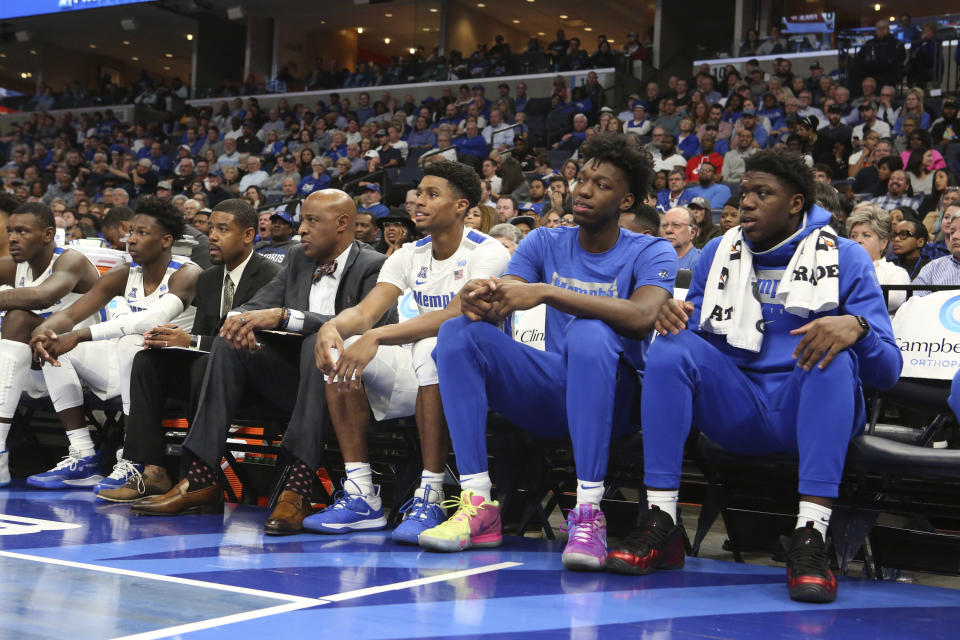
[378,229,511,315]
[15,247,99,327]
[115,258,196,331]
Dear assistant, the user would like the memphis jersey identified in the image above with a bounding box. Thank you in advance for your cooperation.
[378,229,511,315]
[15,247,100,327]
[114,259,196,331]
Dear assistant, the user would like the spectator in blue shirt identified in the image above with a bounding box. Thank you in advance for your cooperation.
[660,206,701,270]
[298,157,331,196]
[738,109,769,147]
[453,119,489,166]
[407,116,437,149]
[689,162,732,209]
[358,184,390,218]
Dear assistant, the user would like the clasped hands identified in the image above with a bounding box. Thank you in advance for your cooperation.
[461,277,544,323]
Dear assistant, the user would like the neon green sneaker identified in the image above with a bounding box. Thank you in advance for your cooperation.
[418,491,502,552]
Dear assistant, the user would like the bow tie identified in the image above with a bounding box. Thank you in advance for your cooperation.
[313,261,337,282]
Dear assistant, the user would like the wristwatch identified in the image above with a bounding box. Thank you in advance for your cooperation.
[853,315,870,341]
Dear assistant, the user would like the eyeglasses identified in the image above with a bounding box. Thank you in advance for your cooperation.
[893,231,916,240]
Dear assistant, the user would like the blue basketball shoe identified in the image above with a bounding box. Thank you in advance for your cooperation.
[302,480,387,533]
[392,486,446,544]
[94,449,143,493]
[27,448,103,489]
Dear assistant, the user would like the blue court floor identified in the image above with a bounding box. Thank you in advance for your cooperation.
[1,481,959,639]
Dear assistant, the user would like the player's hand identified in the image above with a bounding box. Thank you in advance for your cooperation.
[461,277,499,322]
[220,308,281,351]
[790,315,862,371]
[331,332,378,392]
[143,324,190,349]
[29,330,81,366]
[655,299,694,336]
[315,323,345,374]
[489,280,546,320]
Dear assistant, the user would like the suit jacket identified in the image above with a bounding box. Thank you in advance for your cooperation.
[194,251,282,350]
[238,241,396,334]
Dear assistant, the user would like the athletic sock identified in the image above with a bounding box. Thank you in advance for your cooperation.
[797,501,832,538]
[576,478,605,508]
[282,458,315,498]
[0,421,10,453]
[647,488,679,523]
[66,427,95,459]
[416,470,446,503]
[460,471,492,502]
[344,462,380,509]
[185,457,218,489]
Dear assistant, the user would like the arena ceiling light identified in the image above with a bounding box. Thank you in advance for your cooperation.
[357,27,364,34]
[122,40,131,45]
[559,15,568,19]
[384,37,391,43]
[226,5,245,20]
[14,30,32,43]
[186,34,194,40]
[120,18,137,31]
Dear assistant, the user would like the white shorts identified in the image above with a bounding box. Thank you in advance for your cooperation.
[325,336,439,421]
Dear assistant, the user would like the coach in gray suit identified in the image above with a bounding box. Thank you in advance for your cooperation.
[133,189,395,519]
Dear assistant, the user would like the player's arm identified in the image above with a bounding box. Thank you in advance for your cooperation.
[0,250,98,312]
[0,257,16,287]
[315,282,401,373]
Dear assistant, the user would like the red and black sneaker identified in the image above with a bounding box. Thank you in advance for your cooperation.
[604,506,686,575]
[781,521,838,603]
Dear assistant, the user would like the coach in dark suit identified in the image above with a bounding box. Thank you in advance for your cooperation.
[133,189,395,528]
[98,199,281,503]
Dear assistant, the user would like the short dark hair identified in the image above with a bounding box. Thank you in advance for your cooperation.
[633,204,660,235]
[744,149,815,213]
[212,198,258,230]
[877,155,904,172]
[579,132,654,204]
[134,196,186,240]
[812,163,834,180]
[497,193,518,211]
[103,206,134,229]
[901,217,929,243]
[0,192,23,217]
[12,202,55,229]
[421,160,482,209]
[529,176,546,188]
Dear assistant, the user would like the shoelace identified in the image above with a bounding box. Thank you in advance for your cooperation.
[433,493,481,530]
[787,532,831,577]
[113,460,145,494]
[559,509,604,544]
[51,448,82,472]
[398,486,438,521]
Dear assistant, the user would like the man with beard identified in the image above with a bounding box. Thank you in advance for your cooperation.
[689,162,731,209]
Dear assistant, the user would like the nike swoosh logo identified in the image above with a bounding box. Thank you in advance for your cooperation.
[354,509,372,516]
[579,484,603,490]
[415,280,427,285]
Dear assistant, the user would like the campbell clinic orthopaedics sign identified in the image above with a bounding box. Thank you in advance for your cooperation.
[0,0,150,21]
[892,291,960,380]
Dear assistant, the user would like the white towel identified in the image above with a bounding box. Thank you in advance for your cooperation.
[699,224,840,352]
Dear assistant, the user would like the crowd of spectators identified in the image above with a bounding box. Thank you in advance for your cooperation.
[0,19,957,292]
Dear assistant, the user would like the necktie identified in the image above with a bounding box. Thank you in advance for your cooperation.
[313,261,337,283]
[221,274,235,317]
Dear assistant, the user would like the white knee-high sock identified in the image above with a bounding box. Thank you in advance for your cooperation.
[344,462,379,505]
[417,470,446,503]
[66,428,95,458]
[647,488,679,522]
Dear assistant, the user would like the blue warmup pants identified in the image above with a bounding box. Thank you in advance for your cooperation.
[435,315,639,483]
[641,331,864,498]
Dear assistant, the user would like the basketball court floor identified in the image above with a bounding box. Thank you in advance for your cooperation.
[2,482,959,639]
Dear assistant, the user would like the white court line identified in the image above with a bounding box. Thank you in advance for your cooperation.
[0,550,316,604]
[317,561,522,603]
[109,601,320,640]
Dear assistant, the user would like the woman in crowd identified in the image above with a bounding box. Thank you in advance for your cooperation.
[918,169,958,217]
[541,209,563,229]
[221,164,241,195]
[243,185,265,209]
[561,159,580,193]
[262,129,284,160]
[298,148,316,177]
[739,28,761,56]
[464,205,498,233]
[895,88,932,134]
[847,203,911,312]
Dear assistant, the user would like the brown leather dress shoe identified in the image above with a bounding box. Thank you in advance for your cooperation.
[264,490,313,536]
[131,478,223,516]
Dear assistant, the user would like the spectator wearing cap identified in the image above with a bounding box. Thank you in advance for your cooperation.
[624,102,652,136]
[377,208,417,257]
[509,212,537,238]
[262,153,303,192]
[617,94,642,122]
[298,157,331,196]
[359,184,390,218]
[254,207,299,265]
[851,101,891,140]
[156,180,174,201]
[687,196,722,249]
[686,132,725,183]
[236,121,263,155]
[689,163,731,210]
[931,99,960,146]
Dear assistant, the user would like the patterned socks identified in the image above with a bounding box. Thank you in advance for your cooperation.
[185,457,218,489]
[283,459,315,498]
